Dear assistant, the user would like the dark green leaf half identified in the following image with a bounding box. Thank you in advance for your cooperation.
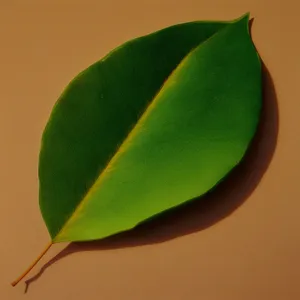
[38,13,262,242]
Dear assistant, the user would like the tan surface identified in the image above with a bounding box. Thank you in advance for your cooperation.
[1,0,299,299]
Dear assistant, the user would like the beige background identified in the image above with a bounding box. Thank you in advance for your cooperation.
[1,0,299,299]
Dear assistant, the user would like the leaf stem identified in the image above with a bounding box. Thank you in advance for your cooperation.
[11,241,53,287]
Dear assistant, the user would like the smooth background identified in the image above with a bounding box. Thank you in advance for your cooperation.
[1,1,299,299]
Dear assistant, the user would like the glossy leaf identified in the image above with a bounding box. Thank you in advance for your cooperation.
[39,13,262,243]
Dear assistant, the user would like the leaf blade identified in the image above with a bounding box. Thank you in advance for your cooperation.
[39,14,262,243]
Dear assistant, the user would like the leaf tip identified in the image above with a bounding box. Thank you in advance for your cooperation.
[232,12,250,24]
[231,12,253,35]
[243,12,251,20]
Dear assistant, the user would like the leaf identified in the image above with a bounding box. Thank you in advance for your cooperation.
[11,12,263,287]
[37,13,261,243]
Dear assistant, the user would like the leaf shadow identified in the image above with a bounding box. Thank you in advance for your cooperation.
[24,62,278,293]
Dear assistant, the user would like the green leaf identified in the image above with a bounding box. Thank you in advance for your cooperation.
[39,13,262,243]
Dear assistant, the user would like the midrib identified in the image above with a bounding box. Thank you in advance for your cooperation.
[53,21,233,242]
